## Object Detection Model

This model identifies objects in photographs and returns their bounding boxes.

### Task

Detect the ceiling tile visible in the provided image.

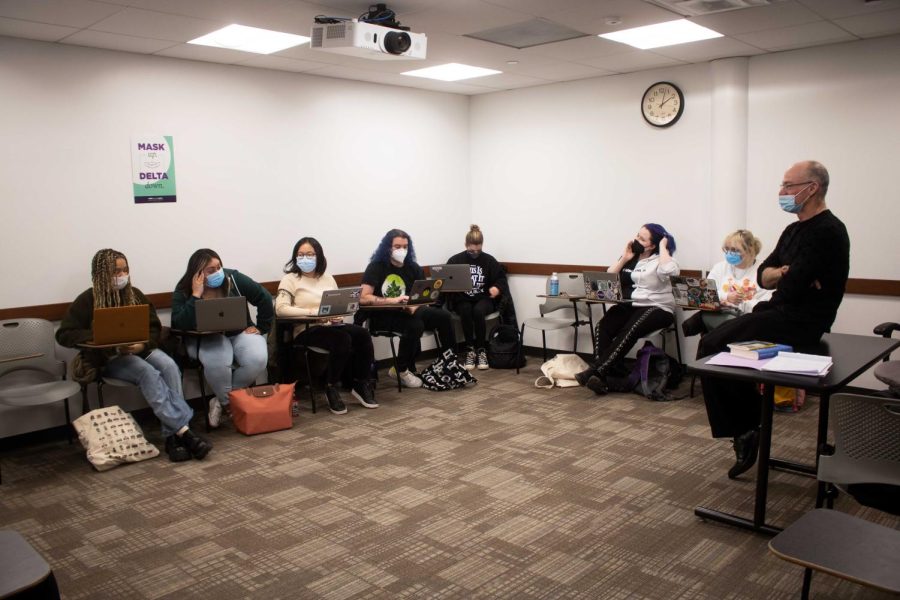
[0,16,75,40]
[480,0,604,19]
[504,59,613,80]
[0,0,123,28]
[107,0,293,22]
[410,0,533,36]
[519,35,635,61]
[578,51,686,74]
[834,8,900,38]
[89,7,224,42]
[544,0,682,35]
[650,36,765,62]
[691,1,823,35]
[154,43,251,64]
[61,29,176,53]
[234,54,333,72]
[735,20,857,51]
[795,0,900,19]
[309,63,494,94]
[463,71,551,90]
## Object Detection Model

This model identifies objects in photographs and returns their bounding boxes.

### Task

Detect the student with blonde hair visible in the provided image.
[445,224,507,370]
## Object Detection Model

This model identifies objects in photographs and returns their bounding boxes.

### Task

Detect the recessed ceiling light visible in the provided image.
[402,63,502,82]
[599,19,722,50]
[189,24,310,55]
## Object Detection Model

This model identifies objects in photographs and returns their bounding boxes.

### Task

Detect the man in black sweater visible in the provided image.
[698,160,850,479]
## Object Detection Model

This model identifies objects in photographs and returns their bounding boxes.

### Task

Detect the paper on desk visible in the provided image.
[706,352,773,370]
[760,352,832,376]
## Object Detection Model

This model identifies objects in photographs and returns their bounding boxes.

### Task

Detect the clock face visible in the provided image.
[641,82,684,128]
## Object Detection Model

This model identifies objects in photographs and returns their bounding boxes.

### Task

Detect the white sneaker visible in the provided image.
[464,349,476,371]
[208,398,223,429]
[476,348,489,370]
[390,366,423,388]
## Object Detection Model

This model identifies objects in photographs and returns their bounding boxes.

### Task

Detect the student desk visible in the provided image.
[688,332,899,535]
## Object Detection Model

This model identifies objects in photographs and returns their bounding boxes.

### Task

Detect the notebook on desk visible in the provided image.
[91,305,150,345]
[671,277,727,311]
[195,296,247,332]
[317,287,361,316]
[428,264,473,292]
[583,271,629,302]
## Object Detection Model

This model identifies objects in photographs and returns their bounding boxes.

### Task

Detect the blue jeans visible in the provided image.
[103,349,193,437]
[188,332,268,406]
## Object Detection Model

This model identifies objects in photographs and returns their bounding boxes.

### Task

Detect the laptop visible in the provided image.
[583,271,629,302]
[91,305,150,345]
[402,278,445,305]
[195,296,248,332]
[671,277,727,311]
[428,264,473,292]
[317,287,361,316]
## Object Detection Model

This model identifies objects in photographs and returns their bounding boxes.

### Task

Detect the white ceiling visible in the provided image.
[1,0,899,94]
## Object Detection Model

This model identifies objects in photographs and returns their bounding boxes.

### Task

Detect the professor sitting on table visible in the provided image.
[698,160,850,479]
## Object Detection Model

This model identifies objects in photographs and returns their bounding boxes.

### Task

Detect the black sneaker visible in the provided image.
[325,386,348,415]
[165,435,191,462]
[728,429,760,479]
[179,429,212,460]
[351,380,378,408]
[574,368,596,387]
[585,375,608,396]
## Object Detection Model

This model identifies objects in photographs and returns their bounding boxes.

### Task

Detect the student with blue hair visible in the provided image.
[576,224,680,396]
[359,228,456,388]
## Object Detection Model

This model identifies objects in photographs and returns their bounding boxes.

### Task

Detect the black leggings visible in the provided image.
[591,304,674,375]
[294,324,374,385]
[453,296,495,349]
[368,306,455,372]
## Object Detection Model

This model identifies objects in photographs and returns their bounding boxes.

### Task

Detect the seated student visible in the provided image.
[445,224,507,371]
[359,228,456,388]
[275,236,377,414]
[683,229,772,336]
[56,248,212,462]
[575,224,680,396]
[171,249,271,428]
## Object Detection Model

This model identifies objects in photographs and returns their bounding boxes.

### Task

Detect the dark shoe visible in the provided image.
[165,435,191,463]
[574,368,596,387]
[351,380,378,408]
[585,375,608,396]
[728,429,760,479]
[180,429,212,460]
[325,386,348,414]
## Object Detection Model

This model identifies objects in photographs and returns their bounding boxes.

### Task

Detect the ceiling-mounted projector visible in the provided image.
[310,19,426,60]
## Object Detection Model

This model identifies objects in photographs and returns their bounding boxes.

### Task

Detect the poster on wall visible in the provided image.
[131,135,176,204]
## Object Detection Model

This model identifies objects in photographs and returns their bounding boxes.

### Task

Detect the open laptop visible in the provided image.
[402,278,445,305]
[195,296,247,332]
[317,287,361,316]
[671,277,727,311]
[428,264,473,292]
[91,305,150,345]
[583,271,629,302]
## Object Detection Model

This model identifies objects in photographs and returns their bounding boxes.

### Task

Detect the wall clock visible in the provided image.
[641,81,684,128]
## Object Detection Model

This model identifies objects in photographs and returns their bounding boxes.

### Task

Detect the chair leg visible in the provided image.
[673,321,684,366]
[80,384,90,415]
[388,336,401,392]
[572,323,579,353]
[97,380,105,408]
[303,348,317,414]
[541,331,547,363]
[801,568,812,600]
[690,374,697,398]
[64,397,72,445]
[517,323,526,375]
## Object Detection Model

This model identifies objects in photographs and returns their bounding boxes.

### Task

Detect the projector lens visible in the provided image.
[384,31,411,55]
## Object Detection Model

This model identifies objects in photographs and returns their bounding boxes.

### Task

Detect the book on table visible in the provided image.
[727,340,793,360]
[706,351,833,376]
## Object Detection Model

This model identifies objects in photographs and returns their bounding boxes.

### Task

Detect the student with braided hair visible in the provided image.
[57,249,212,462]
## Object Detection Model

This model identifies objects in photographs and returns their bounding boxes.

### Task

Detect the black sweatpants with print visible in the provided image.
[591,304,674,375]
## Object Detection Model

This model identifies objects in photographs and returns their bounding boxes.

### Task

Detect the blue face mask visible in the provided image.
[724,251,742,266]
[296,256,317,274]
[779,183,812,214]
[206,269,225,288]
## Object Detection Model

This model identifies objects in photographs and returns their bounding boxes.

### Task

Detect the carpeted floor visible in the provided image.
[1,361,897,599]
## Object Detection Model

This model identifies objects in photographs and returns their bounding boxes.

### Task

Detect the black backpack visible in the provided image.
[606,341,682,401]
[487,324,525,369]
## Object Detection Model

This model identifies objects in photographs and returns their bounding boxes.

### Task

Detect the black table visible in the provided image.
[687,332,899,535]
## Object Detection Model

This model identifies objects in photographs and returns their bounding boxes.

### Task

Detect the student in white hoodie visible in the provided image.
[576,224,679,395]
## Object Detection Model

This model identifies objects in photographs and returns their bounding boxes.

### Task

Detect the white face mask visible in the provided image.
[114,274,129,290]
[391,248,408,264]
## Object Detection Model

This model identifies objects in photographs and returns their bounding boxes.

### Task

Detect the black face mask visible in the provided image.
[630,240,645,255]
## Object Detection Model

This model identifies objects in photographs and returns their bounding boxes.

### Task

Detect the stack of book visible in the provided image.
[728,340,793,360]
[762,352,833,376]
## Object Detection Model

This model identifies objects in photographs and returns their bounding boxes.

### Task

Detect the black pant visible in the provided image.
[294,324,374,385]
[453,296,495,350]
[591,304,673,375]
[698,308,823,438]
[368,306,455,372]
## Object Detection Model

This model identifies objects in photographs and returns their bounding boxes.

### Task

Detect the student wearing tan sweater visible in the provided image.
[276,237,376,414]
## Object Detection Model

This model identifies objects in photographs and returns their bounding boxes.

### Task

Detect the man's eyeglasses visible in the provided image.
[780,181,813,190]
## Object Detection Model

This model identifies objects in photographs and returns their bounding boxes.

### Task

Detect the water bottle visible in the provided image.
[549,272,559,296]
